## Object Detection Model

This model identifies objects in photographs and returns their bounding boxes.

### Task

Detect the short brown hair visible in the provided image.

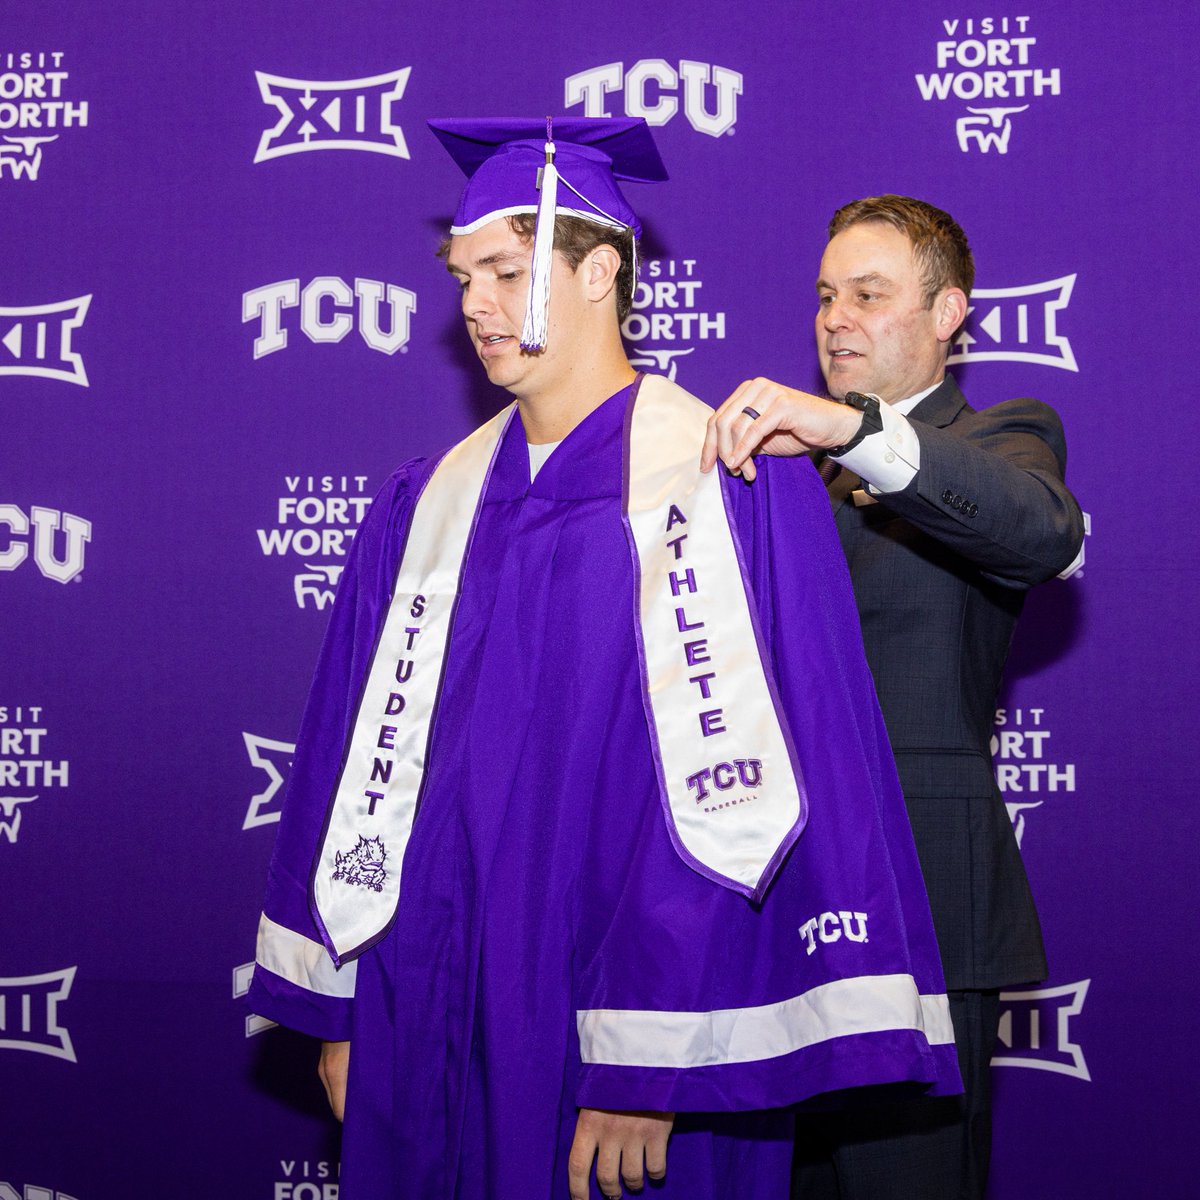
[828,195,975,306]
[438,214,639,322]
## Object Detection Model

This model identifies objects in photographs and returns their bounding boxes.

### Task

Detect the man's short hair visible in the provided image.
[828,195,975,307]
[439,215,639,322]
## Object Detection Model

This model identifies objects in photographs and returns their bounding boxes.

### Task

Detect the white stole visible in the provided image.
[624,374,806,900]
[313,375,805,963]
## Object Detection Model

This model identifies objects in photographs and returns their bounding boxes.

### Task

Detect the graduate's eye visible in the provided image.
[498,270,522,283]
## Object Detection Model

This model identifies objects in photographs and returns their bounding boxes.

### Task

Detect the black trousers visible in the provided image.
[792,990,1001,1200]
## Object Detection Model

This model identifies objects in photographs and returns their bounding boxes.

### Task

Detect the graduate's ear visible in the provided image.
[583,244,622,306]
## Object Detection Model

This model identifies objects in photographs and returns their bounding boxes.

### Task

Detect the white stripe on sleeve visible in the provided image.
[256,912,358,999]
[577,974,953,1068]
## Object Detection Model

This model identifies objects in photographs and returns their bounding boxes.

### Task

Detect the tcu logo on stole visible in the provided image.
[0,968,76,1061]
[565,60,742,137]
[0,506,92,583]
[254,69,411,162]
[948,275,1077,371]
[0,296,90,386]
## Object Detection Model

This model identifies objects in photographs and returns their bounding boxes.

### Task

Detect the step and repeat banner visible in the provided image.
[3,1,1195,1196]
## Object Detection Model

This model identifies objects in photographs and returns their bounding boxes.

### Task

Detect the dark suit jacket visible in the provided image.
[827,375,1084,991]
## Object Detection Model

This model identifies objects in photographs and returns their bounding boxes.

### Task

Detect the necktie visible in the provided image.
[817,454,842,485]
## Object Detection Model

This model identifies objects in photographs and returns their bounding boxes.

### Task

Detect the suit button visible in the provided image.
[952,494,964,509]
[941,489,953,503]
[968,503,978,518]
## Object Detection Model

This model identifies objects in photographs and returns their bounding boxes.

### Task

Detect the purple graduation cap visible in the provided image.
[428,116,669,350]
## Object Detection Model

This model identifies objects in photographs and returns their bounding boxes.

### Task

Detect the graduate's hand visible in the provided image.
[700,377,861,482]
[568,1108,674,1199]
[318,1039,350,1122]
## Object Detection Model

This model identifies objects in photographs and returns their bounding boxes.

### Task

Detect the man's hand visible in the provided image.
[701,377,862,482]
[568,1108,674,1199]
[318,1039,350,1121]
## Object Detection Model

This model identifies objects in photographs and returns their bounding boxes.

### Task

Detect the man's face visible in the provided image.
[815,222,952,404]
[445,217,584,400]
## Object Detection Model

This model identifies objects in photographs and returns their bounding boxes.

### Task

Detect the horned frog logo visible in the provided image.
[332,834,388,892]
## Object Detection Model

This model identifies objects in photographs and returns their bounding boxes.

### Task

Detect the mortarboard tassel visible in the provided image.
[520,125,559,351]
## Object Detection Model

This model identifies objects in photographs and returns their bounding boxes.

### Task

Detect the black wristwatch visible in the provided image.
[826,391,883,458]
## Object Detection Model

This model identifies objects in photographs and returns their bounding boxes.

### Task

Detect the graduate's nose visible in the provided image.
[462,278,496,318]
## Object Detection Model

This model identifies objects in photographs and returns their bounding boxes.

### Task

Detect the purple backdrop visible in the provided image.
[3,1,1196,1196]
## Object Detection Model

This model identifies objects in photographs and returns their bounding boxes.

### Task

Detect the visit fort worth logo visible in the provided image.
[914,16,1062,154]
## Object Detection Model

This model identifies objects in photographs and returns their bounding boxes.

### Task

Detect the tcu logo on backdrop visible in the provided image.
[914,16,1061,154]
[565,60,742,137]
[0,968,76,1061]
[0,296,91,386]
[243,278,416,359]
[947,275,1077,371]
[242,732,294,830]
[254,69,411,162]
[0,505,92,583]
[0,50,89,181]
[0,1185,79,1200]
[994,979,1091,1080]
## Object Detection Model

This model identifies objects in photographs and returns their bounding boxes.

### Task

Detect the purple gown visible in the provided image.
[249,379,959,1199]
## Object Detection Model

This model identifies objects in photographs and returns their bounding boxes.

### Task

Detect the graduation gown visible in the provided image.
[249,377,959,1199]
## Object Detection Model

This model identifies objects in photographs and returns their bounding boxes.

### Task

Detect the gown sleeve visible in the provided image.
[571,454,961,1112]
[246,459,432,1041]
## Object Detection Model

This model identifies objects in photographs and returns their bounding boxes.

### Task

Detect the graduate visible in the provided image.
[248,116,960,1200]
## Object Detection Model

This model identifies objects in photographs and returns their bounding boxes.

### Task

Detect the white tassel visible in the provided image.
[521,140,558,350]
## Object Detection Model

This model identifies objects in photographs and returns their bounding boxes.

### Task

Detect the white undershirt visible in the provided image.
[832,380,941,494]
[527,440,562,481]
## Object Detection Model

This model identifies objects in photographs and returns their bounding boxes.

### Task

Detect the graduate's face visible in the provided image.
[815,222,959,405]
[446,218,585,399]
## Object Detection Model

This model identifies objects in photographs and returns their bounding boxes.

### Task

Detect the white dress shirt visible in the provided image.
[831,381,941,494]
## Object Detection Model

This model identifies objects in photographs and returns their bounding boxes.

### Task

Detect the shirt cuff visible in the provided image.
[833,402,921,494]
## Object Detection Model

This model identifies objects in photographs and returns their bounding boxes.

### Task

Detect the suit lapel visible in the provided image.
[908,375,969,429]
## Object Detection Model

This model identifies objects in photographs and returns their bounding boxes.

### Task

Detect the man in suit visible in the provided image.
[702,195,1085,1198]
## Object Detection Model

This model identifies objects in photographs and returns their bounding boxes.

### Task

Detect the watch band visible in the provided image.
[827,391,883,458]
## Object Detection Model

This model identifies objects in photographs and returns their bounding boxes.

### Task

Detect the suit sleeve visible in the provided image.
[876,397,1084,587]
[246,459,429,1041]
